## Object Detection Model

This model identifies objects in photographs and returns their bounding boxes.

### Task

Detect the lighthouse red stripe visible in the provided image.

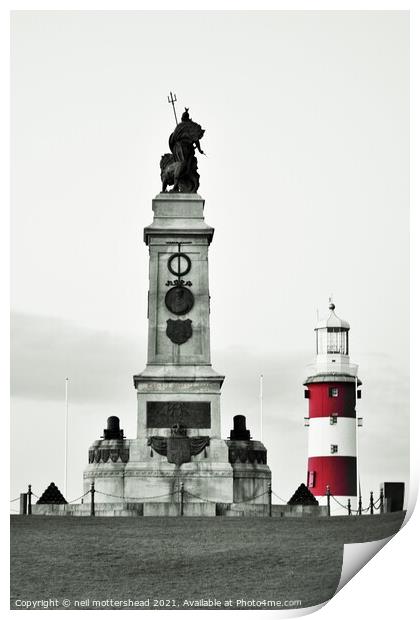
[307,382,356,418]
[307,456,357,497]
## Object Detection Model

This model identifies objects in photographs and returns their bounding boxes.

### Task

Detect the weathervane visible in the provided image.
[167,91,178,125]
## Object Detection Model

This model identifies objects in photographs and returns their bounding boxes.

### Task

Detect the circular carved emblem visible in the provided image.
[165,286,194,315]
[168,253,191,277]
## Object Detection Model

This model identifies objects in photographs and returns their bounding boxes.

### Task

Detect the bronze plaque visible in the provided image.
[146,401,211,428]
[165,287,194,315]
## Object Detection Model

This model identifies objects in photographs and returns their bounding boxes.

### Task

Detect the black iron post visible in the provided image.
[268,482,272,517]
[358,493,362,516]
[180,482,184,516]
[370,491,374,515]
[347,498,351,516]
[90,482,95,517]
[326,485,331,517]
[27,484,32,515]
[380,488,384,514]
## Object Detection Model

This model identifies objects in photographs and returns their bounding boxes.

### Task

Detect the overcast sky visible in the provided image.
[11,10,409,506]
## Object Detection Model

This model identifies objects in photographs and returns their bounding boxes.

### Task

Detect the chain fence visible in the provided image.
[68,490,90,504]
[272,490,288,503]
[184,488,268,504]
[95,489,179,502]
[329,491,383,515]
[331,495,349,510]
[11,483,385,517]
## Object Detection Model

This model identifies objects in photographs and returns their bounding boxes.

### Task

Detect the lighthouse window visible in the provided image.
[308,471,316,488]
[330,444,338,454]
[326,328,349,355]
[329,387,339,397]
[330,415,338,425]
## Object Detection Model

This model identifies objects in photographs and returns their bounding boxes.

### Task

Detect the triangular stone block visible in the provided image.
[36,482,68,504]
[288,483,319,506]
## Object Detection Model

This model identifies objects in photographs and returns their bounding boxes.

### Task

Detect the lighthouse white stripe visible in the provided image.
[308,417,356,457]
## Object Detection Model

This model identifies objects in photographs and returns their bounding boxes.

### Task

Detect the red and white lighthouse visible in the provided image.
[304,302,361,505]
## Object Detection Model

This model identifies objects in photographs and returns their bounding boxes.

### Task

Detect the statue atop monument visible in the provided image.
[160,94,205,193]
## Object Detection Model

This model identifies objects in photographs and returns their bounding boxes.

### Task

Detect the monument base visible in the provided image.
[80,188,273,512]
[83,414,272,510]
[83,437,234,505]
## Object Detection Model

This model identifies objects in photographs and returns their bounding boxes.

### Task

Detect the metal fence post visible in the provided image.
[347,499,351,516]
[268,482,272,517]
[358,493,362,516]
[326,485,331,517]
[370,491,374,515]
[27,485,32,515]
[180,482,184,517]
[90,482,95,517]
[379,488,384,514]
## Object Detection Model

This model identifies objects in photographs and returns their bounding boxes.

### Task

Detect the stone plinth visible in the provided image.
[227,435,271,505]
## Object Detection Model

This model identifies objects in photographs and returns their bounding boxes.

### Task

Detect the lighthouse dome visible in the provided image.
[315,302,350,330]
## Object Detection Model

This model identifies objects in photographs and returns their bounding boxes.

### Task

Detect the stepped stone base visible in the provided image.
[32,502,214,517]
[31,502,327,518]
[32,503,143,517]
[143,502,215,517]
[216,504,328,517]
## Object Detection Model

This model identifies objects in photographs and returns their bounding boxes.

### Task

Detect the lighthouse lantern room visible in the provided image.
[304,302,361,503]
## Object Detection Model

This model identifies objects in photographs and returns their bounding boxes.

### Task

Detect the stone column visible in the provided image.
[134,193,226,441]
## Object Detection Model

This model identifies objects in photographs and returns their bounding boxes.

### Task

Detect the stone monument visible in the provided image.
[83,99,271,514]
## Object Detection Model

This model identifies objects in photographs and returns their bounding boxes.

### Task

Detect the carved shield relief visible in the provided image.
[166,319,192,344]
[167,436,191,466]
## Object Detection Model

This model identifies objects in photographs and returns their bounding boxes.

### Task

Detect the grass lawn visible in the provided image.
[10,512,405,610]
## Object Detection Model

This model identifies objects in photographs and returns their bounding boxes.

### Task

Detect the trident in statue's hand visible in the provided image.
[167,91,178,125]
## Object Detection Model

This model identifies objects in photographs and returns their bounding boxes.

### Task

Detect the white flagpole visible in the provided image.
[355,374,359,513]
[64,377,69,498]
[260,374,264,442]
